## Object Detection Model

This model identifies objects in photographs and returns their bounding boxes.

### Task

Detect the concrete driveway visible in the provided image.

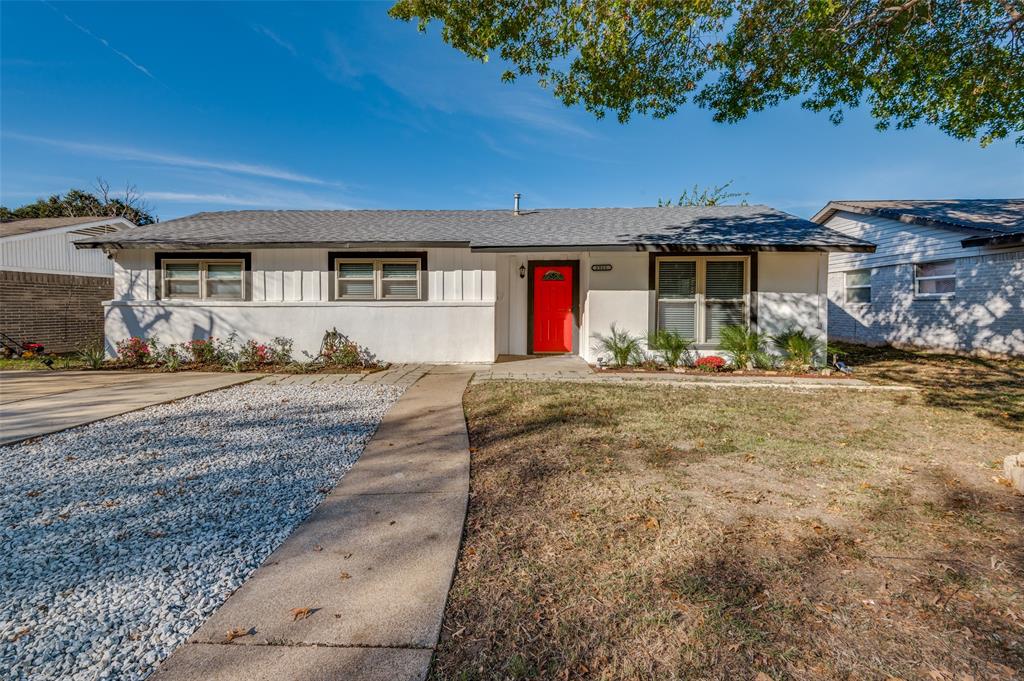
[0,371,256,445]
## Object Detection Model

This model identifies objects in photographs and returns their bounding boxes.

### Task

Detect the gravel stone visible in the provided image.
[0,382,403,680]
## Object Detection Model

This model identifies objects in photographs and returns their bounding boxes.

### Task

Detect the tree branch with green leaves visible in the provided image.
[389,0,1024,145]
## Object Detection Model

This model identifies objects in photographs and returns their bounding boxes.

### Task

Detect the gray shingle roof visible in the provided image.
[1,216,122,239]
[73,205,874,252]
[812,199,1024,247]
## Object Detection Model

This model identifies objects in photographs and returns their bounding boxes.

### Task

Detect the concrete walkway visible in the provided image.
[0,371,256,445]
[155,369,472,681]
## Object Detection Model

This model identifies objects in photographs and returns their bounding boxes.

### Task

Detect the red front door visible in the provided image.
[532,264,574,353]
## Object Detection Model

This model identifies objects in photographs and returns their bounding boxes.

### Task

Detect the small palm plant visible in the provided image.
[77,342,107,370]
[718,324,772,369]
[594,324,642,368]
[645,329,693,367]
[771,327,825,372]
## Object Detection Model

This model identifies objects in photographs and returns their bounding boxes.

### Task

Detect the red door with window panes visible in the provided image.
[532,264,574,353]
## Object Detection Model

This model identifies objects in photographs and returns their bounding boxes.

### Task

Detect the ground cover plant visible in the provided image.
[434,352,1024,680]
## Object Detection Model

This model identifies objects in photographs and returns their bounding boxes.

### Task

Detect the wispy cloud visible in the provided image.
[145,188,354,212]
[477,132,522,160]
[6,132,339,186]
[145,192,271,207]
[41,1,154,79]
[318,29,594,139]
[252,24,296,56]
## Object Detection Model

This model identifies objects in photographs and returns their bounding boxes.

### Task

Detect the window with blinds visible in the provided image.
[335,259,421,300]
[656,260,697,339]
[656,257,748,344]
[161,260,245,300]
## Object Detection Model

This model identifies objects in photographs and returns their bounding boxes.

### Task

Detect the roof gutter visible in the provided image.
[469,243,876,253]
[74,239,474,250]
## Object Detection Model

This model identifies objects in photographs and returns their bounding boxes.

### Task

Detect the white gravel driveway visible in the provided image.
[0,382,403,681]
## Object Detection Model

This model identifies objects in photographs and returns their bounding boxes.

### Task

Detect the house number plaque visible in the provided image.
[591,264,613,272]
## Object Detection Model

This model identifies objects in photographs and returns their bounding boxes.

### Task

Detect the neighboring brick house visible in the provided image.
[0,216,135,353]
[812,199,1023,357]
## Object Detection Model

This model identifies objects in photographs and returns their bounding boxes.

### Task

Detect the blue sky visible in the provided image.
[2,1,1021,221]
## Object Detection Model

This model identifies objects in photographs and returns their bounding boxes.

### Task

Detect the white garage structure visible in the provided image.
[75,205,874,363]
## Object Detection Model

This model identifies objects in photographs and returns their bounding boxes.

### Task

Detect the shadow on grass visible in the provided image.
[833,341,1024,431]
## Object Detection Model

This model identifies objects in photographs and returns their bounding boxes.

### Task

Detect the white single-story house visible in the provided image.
[814,199,1024,356]
[74,203,874,363]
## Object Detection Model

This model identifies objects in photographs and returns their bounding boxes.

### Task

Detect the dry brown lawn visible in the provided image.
[431,353,1024,681]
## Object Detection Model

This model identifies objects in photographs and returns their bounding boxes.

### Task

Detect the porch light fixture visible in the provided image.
[519,264,526,279]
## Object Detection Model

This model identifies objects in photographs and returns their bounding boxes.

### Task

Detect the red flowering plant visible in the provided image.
[185,339,217,364]
[115,337,151,367]
[695,355,727,372]
[240,339,271,367]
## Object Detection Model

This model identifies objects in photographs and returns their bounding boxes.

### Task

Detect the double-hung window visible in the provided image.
[335,258,421,301]
[915,261,956,297]
[656,256,748,344]
[161,259,245,300]
[845,269,871,303]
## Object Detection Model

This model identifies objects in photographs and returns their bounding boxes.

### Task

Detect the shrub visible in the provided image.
[151,342,183,372]
[185,339,216,364]
[318,328,379,368]
[594,324,642,368]
[269,337,293,365]
[240,340,271,367]
[771,327,825,371]
[78,342,106,370]
[695,355,727,372]
[115,337,151,366]
[718,325,772,369]
[213,332,239,365]
[646,329,693,367]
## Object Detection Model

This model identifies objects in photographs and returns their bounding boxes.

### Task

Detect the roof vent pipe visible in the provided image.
[513,193,521,216]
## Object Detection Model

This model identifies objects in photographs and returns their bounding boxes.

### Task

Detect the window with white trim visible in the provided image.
[656,256,749,344]
[844,269,871,304]
[161,260,245,300]
[335,258,421,301]
[915,261,956,297]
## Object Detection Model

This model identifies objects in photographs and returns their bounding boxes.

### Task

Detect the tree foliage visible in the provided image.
[658,180,748,206]
[389,0,1024,145]
[0,179,157,225]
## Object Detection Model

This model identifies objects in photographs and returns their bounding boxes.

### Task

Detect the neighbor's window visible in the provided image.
[915,261,956,297]
[656,257,748,344]
[845,269,872,304]
[335,259,421,301]
[162,260,244,300]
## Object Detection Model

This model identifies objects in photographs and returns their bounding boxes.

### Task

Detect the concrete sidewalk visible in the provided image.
[0,371,256,445]
[156,370,472,681]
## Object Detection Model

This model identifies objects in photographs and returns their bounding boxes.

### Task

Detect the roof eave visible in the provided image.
[960,232,1024,248]
[814,201,1007,238]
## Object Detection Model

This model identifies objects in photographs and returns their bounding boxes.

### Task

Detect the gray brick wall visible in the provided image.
[0,270,112,353]
[828,250,1024,356]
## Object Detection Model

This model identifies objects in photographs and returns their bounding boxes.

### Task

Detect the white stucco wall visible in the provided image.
[756,252,829,339]
[103,300,495,363]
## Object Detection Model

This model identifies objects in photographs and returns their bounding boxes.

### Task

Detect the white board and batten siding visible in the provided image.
[114,247,497,303]
[825,210,996,273]
[1,230,117,277]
